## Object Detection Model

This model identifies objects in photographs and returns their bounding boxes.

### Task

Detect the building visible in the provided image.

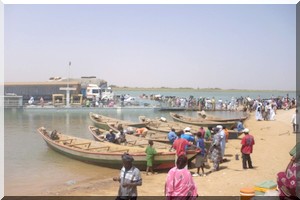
[4,76,108,103]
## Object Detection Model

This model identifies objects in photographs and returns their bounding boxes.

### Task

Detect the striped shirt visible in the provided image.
[118,166,142,198]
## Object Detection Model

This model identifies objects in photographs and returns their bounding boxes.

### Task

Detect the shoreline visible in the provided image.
[37,108,296,196]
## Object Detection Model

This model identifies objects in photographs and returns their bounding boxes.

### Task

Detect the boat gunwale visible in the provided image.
[38,127,176,157]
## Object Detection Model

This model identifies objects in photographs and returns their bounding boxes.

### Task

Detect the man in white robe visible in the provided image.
[255,103,263,121]
[217,125,226,160]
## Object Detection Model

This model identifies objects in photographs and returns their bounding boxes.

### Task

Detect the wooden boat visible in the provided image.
[88,125,170,149]
[138,116,203,133]
[89,112,148,130]
[197,110,249,122]
[169,112,237,129]
[37,127,199,170]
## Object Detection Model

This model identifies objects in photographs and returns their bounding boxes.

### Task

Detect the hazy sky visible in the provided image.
[4,4,296,90]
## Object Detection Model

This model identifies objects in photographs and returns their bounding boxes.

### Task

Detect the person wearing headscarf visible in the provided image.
[165,155,198,199]
[208,127,222,171]
[277,145,300,199]
[113,153,142,200]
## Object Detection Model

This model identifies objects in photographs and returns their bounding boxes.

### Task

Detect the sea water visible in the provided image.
[4,90,295,195]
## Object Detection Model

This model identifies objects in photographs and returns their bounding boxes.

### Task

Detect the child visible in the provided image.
[193,132,207,177]
[145,140,157,175]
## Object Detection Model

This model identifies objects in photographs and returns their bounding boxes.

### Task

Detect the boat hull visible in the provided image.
[38,127,197,170]
[138,116,203,133]
[170,112,236,129]
[197,111,248,122]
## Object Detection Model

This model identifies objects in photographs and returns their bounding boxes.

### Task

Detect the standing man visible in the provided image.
[216,125,226,162]
[255,103,263,121]
[113,153,142,200]
[291,109,298,133]
[241,128,255,169]
[181,127,195,143]
[211,97,216,111]
[172,130,191,167]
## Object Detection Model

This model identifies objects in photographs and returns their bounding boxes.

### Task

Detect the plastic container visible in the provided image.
[254,180,277,192]
[240,187,255,200]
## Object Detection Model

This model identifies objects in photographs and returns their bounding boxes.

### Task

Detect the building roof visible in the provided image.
[4,77,107,88]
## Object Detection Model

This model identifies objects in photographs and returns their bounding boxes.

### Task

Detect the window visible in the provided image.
[92,89,99,94]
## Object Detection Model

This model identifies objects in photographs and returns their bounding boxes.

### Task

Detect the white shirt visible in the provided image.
[291,113,297,124]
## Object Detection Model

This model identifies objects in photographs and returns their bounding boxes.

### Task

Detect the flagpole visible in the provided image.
[68,61,71,89]
[66,61,71,107]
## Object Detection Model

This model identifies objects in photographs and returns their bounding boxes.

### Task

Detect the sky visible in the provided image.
[4,3,296,90]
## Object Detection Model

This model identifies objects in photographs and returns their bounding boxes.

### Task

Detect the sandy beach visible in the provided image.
[42,108,297,197]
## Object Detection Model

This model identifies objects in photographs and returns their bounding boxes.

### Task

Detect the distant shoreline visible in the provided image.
[111,87,295,93]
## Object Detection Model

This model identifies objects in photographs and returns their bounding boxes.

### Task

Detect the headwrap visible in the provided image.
[216,125,223,130]
[121,153,134,162]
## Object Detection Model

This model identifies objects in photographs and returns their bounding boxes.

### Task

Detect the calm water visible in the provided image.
[4,90,295,195]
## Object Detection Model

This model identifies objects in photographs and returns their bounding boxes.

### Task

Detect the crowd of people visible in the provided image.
[253,97,297,121]
[154,94,297,113]
[28,92,297,112]
[159,96,240,111]
[255,101,277,121]
[108,106,299,199]
[110,120,260,199]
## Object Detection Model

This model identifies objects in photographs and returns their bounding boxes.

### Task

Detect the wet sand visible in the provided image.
[41,108,296,196]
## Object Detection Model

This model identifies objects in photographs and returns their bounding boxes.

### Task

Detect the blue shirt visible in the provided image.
[181,133,194,142]
[168,131,178,143]
[106,133,116,143]
[237,121,244,132]
[196,138,206,156]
